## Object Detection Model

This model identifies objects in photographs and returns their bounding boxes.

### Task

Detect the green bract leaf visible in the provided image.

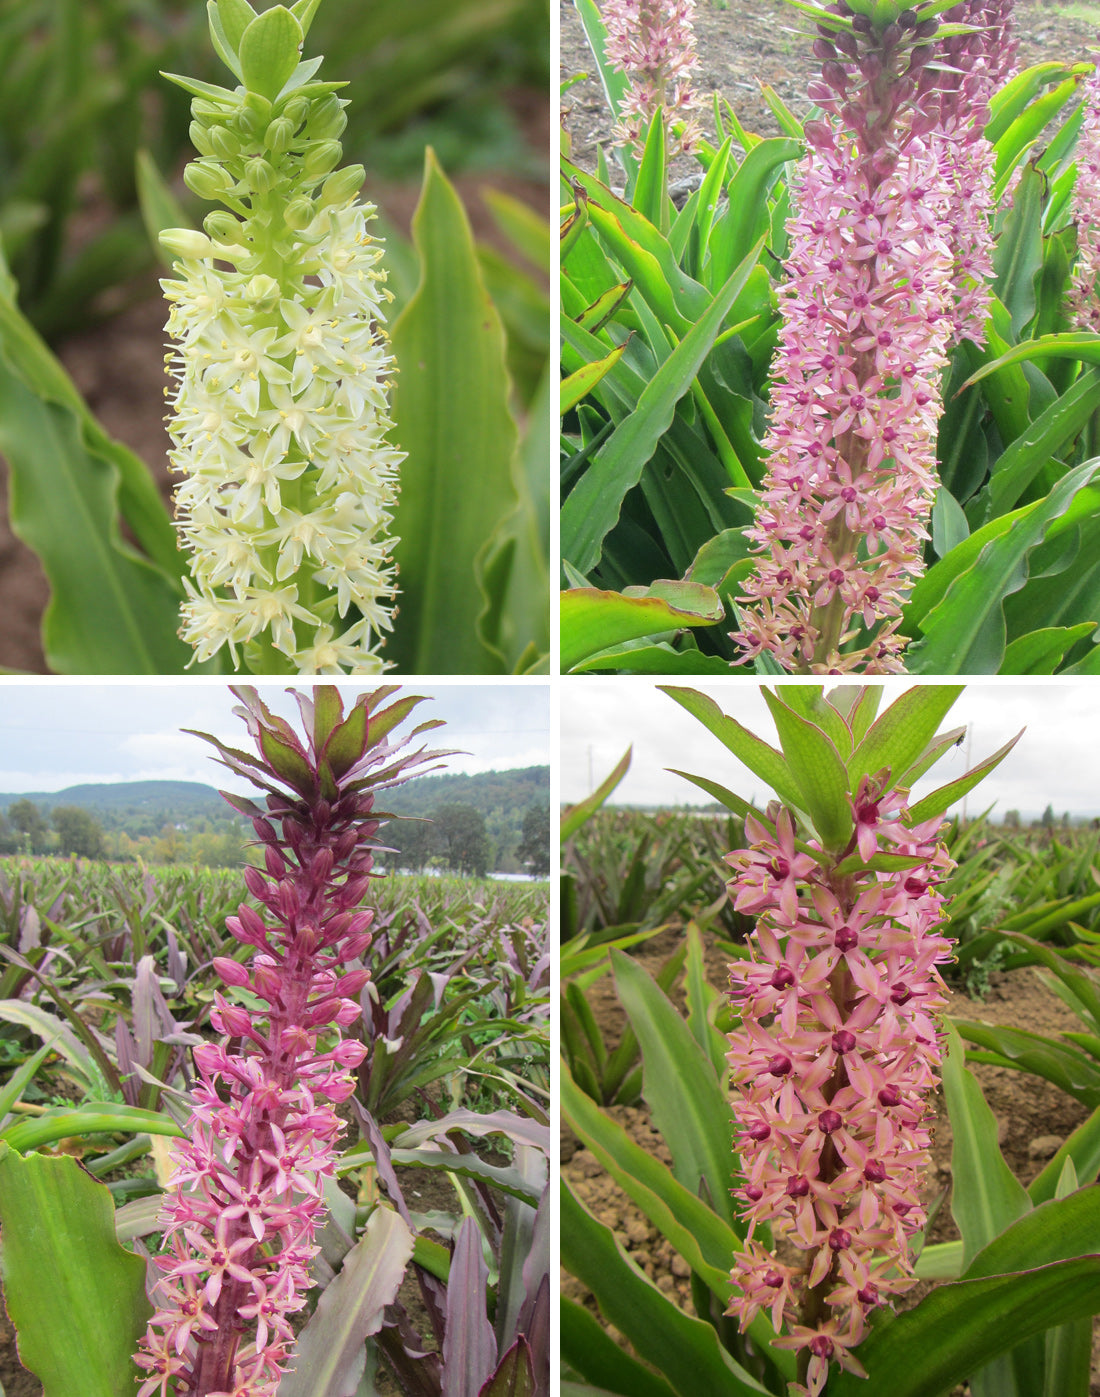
[761,689,852,852]
[906,729,1023,825]
[238,6,303,100]
[0,1146,151,1397]
[660,685,806,814]
[848,685,963,789]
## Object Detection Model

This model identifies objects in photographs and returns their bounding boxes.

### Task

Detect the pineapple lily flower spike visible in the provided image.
[160,0,402,675]
[731,0,1014,674]
[659,683,1021,1397]
[133,684,452,1396]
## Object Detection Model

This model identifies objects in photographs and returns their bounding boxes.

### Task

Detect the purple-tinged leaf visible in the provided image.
[396,1110,551,1155]
[115,1016,140,1107]
[351,1103,414,1228]
[442,1217,497,1397]
[280,1207,414,1397]
[377,1303,443,1397]
[18,905,40,953]
[259,726,317,796]
[478,1337,537,1397]
[322,701,369,780]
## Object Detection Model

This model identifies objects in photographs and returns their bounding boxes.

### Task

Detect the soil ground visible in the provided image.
[561,923,1100,1395]
[561,0,1100,184]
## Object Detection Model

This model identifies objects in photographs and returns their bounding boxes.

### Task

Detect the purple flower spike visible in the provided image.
[733,7,1012,674]
[601,0,703,152]
[135,686,450,1397]
[1069,55,1100,330]
[724,787,956,1397]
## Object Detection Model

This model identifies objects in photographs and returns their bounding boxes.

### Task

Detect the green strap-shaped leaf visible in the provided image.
[0,275,192,672]
[1002,625,1097,674]
[707,137,801,288]
[0,1144,151,1397]
[971,367,1100,523]
[942,1020,1032,1272]
[390,150,520,672]
[561,1299,677,1397]
[560,1180,770,1397]
[561,747,631,840]
[1,1101,186,1152]
[953,1020,1100,1108]
[610,948,735,1226]
[906,460,1100,673]
[828,1257,1100,1397]
[561,237,765,574]
[561,584,723,672]
[279,1207,414,1397]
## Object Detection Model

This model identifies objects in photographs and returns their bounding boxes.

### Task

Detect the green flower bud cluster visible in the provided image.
[160,0,401,675]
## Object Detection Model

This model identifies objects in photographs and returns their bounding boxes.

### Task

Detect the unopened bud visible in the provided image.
[184,160,234,200]
[264,117,295,155]
[160,228,213,261]
[302,140,343,181]
[244,157,277,195]
[319,164,365,207]
[213,956,251,987]
[284,197,316,230]
[189,121,215,156]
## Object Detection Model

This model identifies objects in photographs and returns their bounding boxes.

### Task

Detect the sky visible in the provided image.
[0,681,550,795]
[560,680,1100,821]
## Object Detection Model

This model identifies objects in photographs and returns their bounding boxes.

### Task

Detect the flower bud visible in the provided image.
[244,274,281,306]
[160,228,214,261]
[184,160,235,201]
[189,121,215,156]
[243,865,270,903]
[302,140,343,181]
[265,117,296,155]
[203,210,244,242]
[244,158,277,195]
[213,956,251,987]
[319,165,365,208]
[306,97,347,142]
[283,196,316,230]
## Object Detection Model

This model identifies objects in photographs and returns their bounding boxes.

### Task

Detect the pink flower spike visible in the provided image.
[135,686,445,1396]
[724,758,955,1390]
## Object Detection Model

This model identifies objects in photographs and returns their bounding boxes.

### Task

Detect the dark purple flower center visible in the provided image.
[832,1030,856,1054]
[771,965,796,990]
[828,1227,851,1250]
[834,925,858,952]
[786,1174,810,1198]
[768,1053,793,1077]
[810,1335,835,1359]
[864,1159,887,1182]
[818,1109,842,1134]
[878,1084,901,1107]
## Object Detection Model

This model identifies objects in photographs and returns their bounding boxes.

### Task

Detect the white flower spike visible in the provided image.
[161,0,402,675]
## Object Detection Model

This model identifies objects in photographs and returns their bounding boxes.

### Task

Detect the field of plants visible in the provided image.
[561,686,1100,1397]
[0,850,549,1395]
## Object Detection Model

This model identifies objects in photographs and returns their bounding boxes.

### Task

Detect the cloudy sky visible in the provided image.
[0,681,550,795]
[561,680,1099,820]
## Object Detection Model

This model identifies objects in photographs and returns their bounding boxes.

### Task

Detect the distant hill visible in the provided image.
[0,780,228,827]
[0,768,551,862]
[383,766,549,821]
